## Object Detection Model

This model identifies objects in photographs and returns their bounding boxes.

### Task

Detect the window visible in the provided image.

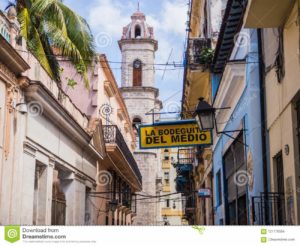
[223,132,247,225]
[166,199,170,208]
[51,169,66,225]
[85,187,92,225]
[164,172,169,185]
[163,149,170,161]
[133,59,142,86]
[33,163,47,225]
[216,170,222,206]
[135,25,141,38]
[132,117,142,137]
[164,172,169,180]
[132,117,141,129]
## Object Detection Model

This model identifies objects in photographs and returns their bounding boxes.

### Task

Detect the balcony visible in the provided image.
[188,38,212,70]
[185,196,196,214]
[252,192,286,225]
[103,125,142,190]
[176,164,193,174]
[0,13,11,43]
[177,148,195,165]
[175,175,191,193]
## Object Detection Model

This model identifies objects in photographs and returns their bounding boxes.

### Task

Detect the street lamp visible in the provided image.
[193,98,215,131]
[193,98,248,146]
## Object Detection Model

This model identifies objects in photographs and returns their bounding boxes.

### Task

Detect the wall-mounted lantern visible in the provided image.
[193,98,247,146]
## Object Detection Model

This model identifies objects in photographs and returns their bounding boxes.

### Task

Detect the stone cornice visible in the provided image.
[23,141,37,157]
[25,82,103,159]
[118,38,158,51]
[120,86,159,98]
[0,36,30,75]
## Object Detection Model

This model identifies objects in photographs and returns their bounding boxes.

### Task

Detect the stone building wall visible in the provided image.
[119,10,162,225]
[121,42,156,88]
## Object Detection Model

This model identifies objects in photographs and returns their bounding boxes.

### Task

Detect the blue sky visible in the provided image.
[1,0,188,113]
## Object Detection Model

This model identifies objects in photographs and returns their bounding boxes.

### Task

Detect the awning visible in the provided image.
[212,0,247,74]
[244,0,296,28]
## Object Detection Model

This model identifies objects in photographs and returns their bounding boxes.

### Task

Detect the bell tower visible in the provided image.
[119,9,162,225]
[119,10,158,88]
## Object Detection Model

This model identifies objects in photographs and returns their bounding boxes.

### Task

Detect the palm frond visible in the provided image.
[15,0,95,88]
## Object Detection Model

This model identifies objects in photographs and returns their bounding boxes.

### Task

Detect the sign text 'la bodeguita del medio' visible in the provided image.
[139,120,212,149]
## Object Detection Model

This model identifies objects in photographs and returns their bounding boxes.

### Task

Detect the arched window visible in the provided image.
[135,25,141,38]
[132,117,142,129]
[132,117,142,137]
[133,59,142,86]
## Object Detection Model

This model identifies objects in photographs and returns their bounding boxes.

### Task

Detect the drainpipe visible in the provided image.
[257,28,270,225]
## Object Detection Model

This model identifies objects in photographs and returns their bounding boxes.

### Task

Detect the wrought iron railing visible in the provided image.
[252,192,286,225]
[177,148,195,165]
[185,195,196,209]
[176,164,193,174]
[0,16,11,42]
[103,125,142,183]
[188,38,212,68]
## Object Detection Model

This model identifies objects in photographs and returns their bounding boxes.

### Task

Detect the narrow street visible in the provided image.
[0,0,300,230]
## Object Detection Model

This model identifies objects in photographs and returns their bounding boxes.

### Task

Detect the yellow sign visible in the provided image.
[139,120,212,149]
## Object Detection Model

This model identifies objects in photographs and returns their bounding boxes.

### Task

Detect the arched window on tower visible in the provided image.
[135,25,141,38]
[132,117,142,137]
[133,59,142,86]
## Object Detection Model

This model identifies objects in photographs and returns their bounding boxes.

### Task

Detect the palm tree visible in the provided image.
[7,0,95,87]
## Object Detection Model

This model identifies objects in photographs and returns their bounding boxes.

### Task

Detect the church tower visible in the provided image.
[119,8,162,225]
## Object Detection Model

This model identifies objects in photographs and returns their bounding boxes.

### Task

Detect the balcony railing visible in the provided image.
[175,175,191,193]
[103,125,142,183]
[176,164,193,174]
[252,192,286,225]
[0,15,11,43]
[188,38,212,69]
[177,148,195,165]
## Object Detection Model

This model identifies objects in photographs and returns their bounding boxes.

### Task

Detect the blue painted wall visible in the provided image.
[212,29,264,225]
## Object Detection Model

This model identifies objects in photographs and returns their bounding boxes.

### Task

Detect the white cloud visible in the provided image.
[88,0,131,37]
[146,0,187,63]
[159,1,187,36]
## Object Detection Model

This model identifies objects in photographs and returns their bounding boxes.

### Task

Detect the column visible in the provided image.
[20,142,37,225]
[45,157,55,225]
